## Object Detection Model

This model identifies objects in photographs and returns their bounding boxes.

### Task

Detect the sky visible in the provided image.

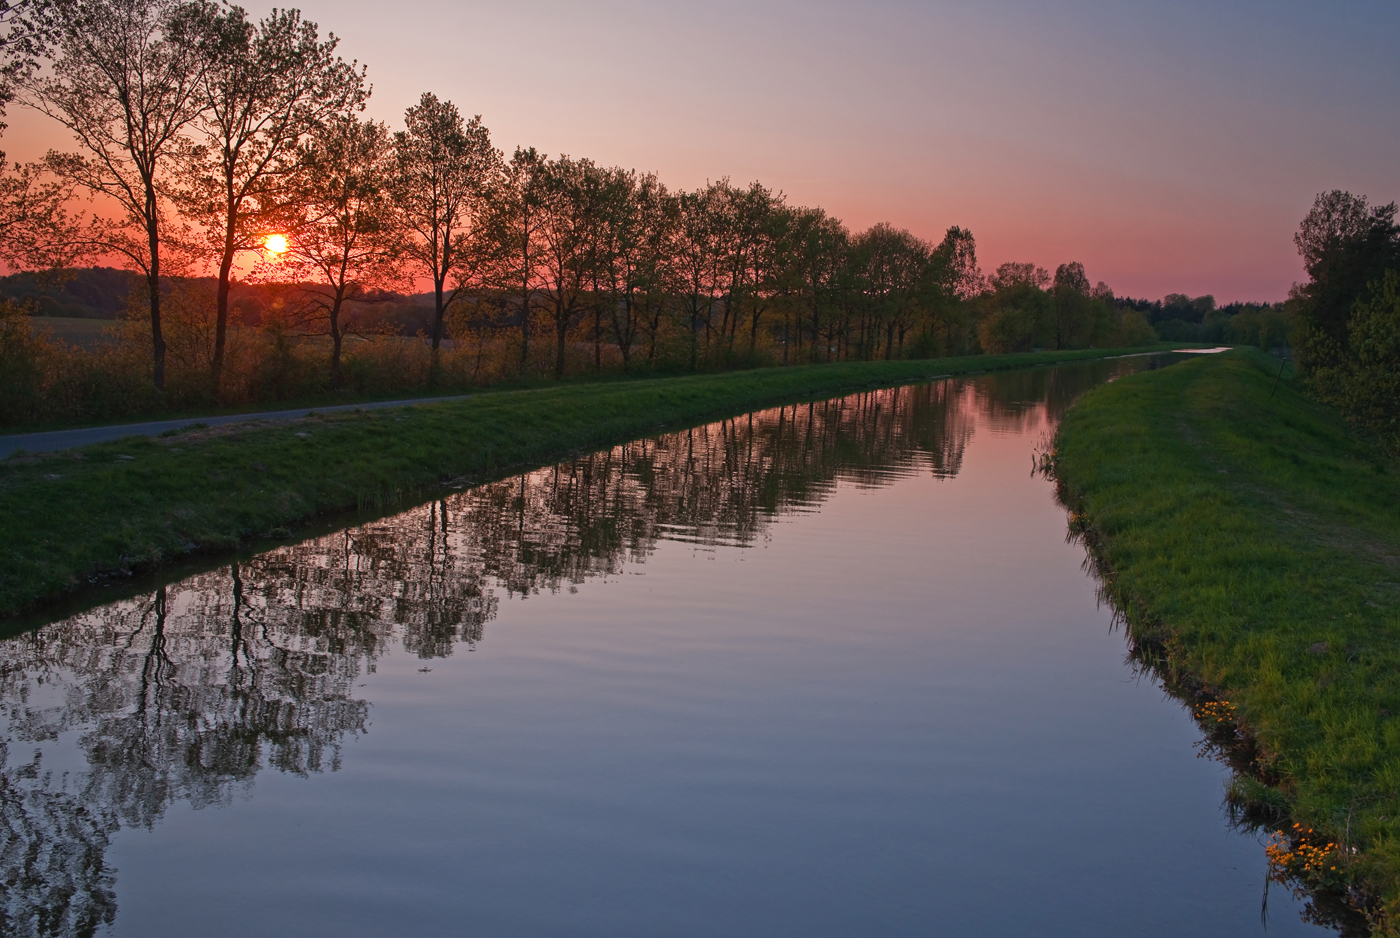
[9,0,1400,302]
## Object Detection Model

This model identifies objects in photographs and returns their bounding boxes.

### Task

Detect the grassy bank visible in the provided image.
[0,346,1168,619]
[1052,348,1400,932]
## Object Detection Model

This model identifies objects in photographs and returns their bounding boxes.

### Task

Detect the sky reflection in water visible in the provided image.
[0,357,1329,937]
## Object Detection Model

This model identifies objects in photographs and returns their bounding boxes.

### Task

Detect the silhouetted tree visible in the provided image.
[279,114,401,386]
[26,0,219,390]
[535,155,606,378]
[1051,261,1090,349]
[390,93,500,362]
[182,5,367,398]
[479,145,546,373]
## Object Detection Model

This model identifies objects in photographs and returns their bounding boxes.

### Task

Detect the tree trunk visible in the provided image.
[519,275,530,374]
[212,188,237,400]
[554,299,567,379]
[431,275,445,350]
[145,204,165,392]
[593,302,602,371]
[330,292,344,388]
[689,304,698,370]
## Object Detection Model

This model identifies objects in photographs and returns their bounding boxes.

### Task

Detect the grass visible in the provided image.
[0,345,1174,620]
[1052,347,1400,932]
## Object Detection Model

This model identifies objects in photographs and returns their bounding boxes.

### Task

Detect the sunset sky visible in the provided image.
[10,0,1399,302]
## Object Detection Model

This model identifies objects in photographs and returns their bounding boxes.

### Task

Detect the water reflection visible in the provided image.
[0,356,1181,937]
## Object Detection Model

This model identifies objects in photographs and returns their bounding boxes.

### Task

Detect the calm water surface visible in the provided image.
[2,357,1332,936]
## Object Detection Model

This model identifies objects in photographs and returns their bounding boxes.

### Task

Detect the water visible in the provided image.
[0,356,1333,937]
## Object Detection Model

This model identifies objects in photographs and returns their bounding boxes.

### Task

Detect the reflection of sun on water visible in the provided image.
[263,234,288,255]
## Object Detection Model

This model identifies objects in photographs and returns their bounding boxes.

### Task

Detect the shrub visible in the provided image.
[1320,270,1400,450]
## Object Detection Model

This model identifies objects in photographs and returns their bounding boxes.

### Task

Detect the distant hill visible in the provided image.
[1,267,140,318]
[0,267,438,334]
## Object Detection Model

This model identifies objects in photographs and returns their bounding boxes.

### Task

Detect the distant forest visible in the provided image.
[1113,293,1291,347]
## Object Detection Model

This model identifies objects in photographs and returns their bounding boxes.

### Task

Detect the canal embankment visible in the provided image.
[0,346,1170,619]
[1051,346,1400,933]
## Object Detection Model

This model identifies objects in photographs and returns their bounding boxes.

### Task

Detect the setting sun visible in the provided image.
[263,233,288,255]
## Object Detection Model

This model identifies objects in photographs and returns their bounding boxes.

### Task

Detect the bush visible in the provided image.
[1315,270,1400,450]
[0,299,52,425]
[1109,309,1157,348]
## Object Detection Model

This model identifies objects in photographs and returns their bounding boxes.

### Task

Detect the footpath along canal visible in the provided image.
[0,354,1336,937]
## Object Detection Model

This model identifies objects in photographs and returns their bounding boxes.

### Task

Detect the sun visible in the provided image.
[264,234,288,255]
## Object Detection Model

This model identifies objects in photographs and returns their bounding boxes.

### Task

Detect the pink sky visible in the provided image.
[9,0,1399,303]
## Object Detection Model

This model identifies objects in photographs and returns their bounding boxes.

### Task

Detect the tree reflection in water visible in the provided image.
[0,364,1128,937]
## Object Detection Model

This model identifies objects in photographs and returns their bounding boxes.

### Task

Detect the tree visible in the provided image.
[535,155,607,378]
[918,226,982,357]
[672,182,727,369]
[592,167,669,368]
[279,114,400,387]
[1332,270,1400,448]
[624,176,678,363]
[978,262,1052,353]
[789,207,848,362]
[725,181,785,357]
[938,226,984,299]
[183,5,367,398]
[989,261,1049,291]
[850,223,927,360]
[0,159,95,269]
[1292,190,1400,373]
[25,0,218,390]
[0,0,56,148]
[1051,261,1091,349]
[479,146,546,373]
[390,93,500,361]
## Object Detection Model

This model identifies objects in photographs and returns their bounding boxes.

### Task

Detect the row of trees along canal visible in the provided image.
[0,0,1282,426]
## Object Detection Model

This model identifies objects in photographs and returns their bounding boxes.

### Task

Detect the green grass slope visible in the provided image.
[0,347,1152,619]
[1054,348,1400,931]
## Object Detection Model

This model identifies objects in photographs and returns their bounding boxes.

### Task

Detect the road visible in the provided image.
[0,395,472,459]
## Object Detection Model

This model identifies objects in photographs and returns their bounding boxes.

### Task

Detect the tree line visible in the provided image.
[0,0,1169,420]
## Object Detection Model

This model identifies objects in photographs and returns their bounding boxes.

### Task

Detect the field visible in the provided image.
[29,315,122,350]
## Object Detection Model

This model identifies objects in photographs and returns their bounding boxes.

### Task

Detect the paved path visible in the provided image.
[0,395,472,459]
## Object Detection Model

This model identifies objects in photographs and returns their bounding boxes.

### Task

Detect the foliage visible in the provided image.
[277,114,403,386]
[0,296,50,423]
[390,92,499,353]
[1287,191,1400,454]
[1292,190,1400,374]
[1311,271,1400,452]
